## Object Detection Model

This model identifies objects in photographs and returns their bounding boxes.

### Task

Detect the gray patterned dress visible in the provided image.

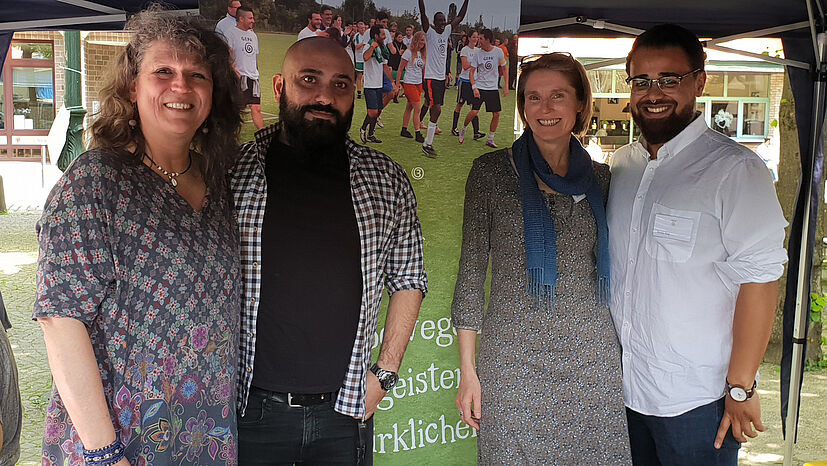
[452,149,631,465]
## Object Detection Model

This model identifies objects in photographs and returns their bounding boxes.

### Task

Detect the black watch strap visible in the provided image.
[370,363,399,391]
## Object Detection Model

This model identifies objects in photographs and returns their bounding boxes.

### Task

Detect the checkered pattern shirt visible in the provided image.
[230,124,428,418]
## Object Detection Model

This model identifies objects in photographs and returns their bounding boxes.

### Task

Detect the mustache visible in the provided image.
[300,104,342,119]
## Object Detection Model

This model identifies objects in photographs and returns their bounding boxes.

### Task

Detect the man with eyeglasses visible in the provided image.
[606,24,787,465]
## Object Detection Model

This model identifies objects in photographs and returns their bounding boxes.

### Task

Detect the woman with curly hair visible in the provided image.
[33,6,244,465]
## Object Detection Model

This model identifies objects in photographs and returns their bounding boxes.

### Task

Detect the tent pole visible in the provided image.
[783,31,827,466]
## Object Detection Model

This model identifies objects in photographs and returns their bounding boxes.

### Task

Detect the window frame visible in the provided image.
[1,39,56,162]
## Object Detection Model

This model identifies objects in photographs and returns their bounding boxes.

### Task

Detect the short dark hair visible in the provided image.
[376,11,389,21]
[517,53,592,136]
[321,5,333,13]
[370,25,382,40]
[480,28,494,43]
[626,24,706,75]
[236,6,253,17]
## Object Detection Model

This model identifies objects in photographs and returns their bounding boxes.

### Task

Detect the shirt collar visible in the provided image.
[658,113,709,158]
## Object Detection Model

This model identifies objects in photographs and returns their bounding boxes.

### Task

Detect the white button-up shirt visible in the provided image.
[607,116,787,417]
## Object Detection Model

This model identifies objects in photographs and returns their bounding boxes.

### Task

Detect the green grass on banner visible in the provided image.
[247,33,514,463]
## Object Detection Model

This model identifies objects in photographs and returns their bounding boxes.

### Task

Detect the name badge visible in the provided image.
[652,214,694,243]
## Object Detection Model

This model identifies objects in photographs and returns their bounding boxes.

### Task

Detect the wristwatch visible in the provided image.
[370,364,399,391]
[726,379,757,402]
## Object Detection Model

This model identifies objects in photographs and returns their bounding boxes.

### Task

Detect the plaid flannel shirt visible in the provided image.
[230,124,428,418]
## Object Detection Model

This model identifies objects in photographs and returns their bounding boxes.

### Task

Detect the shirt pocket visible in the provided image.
[644,203,701,263]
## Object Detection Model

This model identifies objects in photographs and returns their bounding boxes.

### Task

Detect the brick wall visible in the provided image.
[769,72,784,140]
[84,32,130,126]
[83,42,126,123]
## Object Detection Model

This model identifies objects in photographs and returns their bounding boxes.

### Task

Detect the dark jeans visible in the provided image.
[626,397,740,466]
[238,388,373,465]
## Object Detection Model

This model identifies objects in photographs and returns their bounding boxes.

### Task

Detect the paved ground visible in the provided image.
[2,211,826,464]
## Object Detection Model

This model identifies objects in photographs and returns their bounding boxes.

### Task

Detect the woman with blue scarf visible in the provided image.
[451,53,631,464]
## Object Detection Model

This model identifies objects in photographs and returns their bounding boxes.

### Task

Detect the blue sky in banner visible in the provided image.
[376,0,520,32]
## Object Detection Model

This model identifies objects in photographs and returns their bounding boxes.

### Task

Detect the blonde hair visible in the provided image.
[517,53,593,136]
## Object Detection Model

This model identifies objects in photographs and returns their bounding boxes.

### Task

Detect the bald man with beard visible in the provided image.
[230,37,428,464]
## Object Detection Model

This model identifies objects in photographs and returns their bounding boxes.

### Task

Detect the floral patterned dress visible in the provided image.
[33,149,241,465]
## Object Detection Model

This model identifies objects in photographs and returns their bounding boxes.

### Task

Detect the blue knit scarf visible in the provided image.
[512,129,610,305]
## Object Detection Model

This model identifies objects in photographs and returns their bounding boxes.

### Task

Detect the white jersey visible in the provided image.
[424,24,451,80]
[363,41,385,88]
[401,49,425,85]
[402,35,413,48]
[471,46,504,91]
[354,31,370,63]
[459,46,476,81]
[226,27,259,79]
[297,26,319,41]
[215,14,237,42]
[383,28,393,46]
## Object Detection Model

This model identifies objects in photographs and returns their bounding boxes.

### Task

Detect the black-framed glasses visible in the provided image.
[625,69,702,94]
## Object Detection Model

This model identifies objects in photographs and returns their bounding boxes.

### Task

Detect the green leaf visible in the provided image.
[781,98,789,104]
[811,311,822,322]
[770,119,778,128]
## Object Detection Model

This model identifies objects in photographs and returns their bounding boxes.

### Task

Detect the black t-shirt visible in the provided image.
[389,41,405,70]
[251,138,362,394]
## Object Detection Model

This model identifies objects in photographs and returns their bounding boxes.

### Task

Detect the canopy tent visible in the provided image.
[518,1,826,463]
[0,0,199,72]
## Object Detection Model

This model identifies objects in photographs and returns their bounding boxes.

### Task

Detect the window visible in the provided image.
[711,101,738,137]
[12,67,54,130]
[703,73,725,97]
[0,72,4,130]
[588,70,614,93]
[11,42,54,60]
[742,102,768,136]
[1,39,55,161]
[727,73,769,97]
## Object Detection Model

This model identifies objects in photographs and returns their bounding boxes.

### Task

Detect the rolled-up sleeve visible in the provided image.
[714,156,788,285]
[384,172,428,296]
[451,158,490,331]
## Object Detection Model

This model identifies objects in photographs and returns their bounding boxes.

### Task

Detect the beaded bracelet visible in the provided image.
[83,433,125,466]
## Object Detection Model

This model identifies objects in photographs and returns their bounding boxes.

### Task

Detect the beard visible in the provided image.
[279,90,354,153]
[631,98,697,146]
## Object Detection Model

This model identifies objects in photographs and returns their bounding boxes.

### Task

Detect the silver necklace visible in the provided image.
[143,152,192,187]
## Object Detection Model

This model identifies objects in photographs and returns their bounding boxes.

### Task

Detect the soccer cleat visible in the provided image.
[360,128,368,143]
[400,128,414,138]
[473,132,486,140]
[357,91,362,99]
[486,140,498,149]
[451,128,460,136]
[458,127,466,144]
[421,144,438,158]
[435,126,442,135]
[415,132,425,143]
[367,135,383,143]
[376,117,384,128]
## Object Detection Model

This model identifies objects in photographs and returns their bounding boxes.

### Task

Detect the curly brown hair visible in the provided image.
[88,4,243,191]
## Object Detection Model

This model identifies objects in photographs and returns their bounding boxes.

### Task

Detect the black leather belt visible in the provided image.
[251,387,337,407]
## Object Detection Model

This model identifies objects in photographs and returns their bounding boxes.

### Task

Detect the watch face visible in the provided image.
[381,372,399,390]
[730,387,747,402]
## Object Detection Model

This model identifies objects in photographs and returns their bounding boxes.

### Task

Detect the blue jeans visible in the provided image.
[238,388,373,465]
[626,397,740,466]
